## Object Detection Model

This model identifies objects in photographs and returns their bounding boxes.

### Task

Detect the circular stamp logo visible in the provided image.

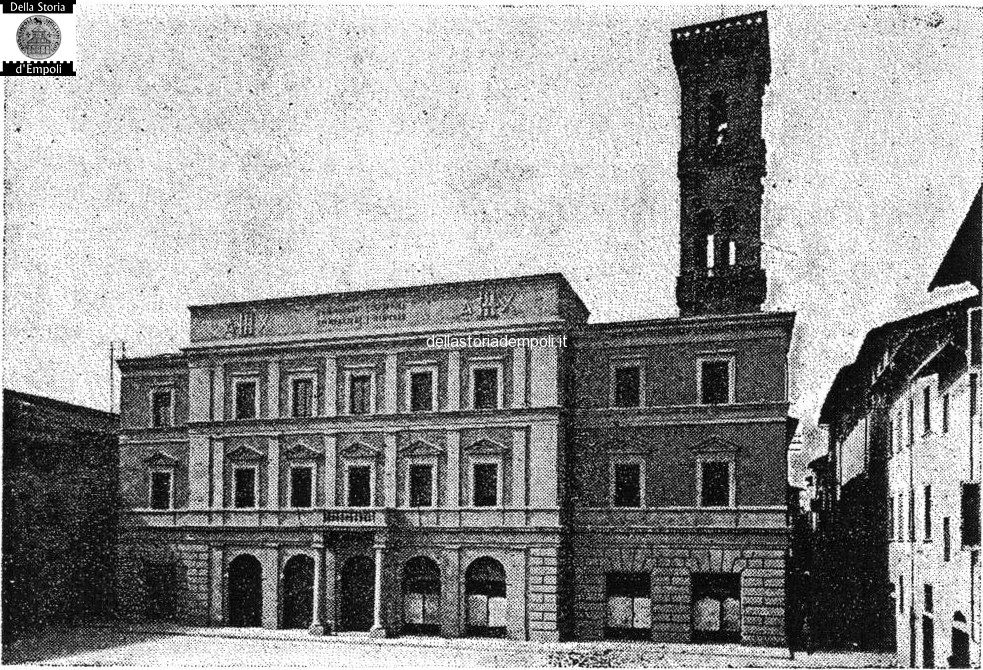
[16,15,61,60]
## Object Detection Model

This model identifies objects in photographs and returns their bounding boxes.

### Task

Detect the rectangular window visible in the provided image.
[613,366,641,408]
[899,575,904,612]
[898,494,905,540]
[149,471,172,510]
[700,461,731,508]
[962,482,981,547]
[700,360,731,405]
[889,496,895,540]
[349,373,373,416]
[291,378,313,418]
[347,465,372,507]
[971,373,979,417]
[924,485,932,541]
[971,308,981,366]
[473,368,500,410]
[924,584,934,614]
[410,371,434,412]
[908,398,915,444]
[923,387,932,434]
[605,573,652,640]
[473,463,499,507]
[234,467,256,508]
[613,463,642,508]
[692,573,741,643]
[234,380,258,420]
[943,394,950,433]
[151,390,172,428]
[889,420,894,453]
[290,466,313,508]
[943,517,951,562]
[409,464,434,508]
[896,415,903,451]
[909,492,916,542]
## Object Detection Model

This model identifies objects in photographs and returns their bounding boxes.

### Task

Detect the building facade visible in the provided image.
[888,189,982,669]
[115,11,795,647]
[814,187,982,664]
[2,390,119,643]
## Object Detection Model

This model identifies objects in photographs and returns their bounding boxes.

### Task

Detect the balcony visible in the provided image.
[576,506,787,531]
[124,507,389,529]
[123,506,561,530]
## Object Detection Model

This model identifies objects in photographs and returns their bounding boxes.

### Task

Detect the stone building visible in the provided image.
[115,11,795,646]
[814,186,981,663]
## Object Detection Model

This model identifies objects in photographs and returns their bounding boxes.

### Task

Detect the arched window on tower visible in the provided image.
[706,234,715,276]
[707,92,728,147]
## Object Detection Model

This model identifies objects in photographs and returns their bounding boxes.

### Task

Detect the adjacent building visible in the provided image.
[2,390,119,644]
[115,11,796,646]
[814,186,982,665]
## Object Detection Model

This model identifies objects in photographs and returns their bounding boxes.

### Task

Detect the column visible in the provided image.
[309,545,325,635]
[530,346,558,407]
[384,353,398,413]
[189,434,210,509]
[369,545,387,637]
[441,546,462,638]
[324,356,337,416]
[446,430,461,507]
[268,436,281,509]
[211,437,225,509]
[511,346,528,408]
[323,433,337,507]
[212,363,225,421]
[512,427,528,508]
[383,432,398,507]
[260,548,279,630]
[267,360,280,418]
[447,351,461,411]
[209,545,224,625]
[323,547,336,634]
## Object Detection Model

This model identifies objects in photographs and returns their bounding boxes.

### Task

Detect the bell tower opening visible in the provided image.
[672,12,770,317]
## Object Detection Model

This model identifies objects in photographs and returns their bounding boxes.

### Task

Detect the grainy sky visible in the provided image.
[3,4,981,446]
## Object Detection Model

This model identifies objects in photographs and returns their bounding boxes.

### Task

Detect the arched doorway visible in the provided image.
[403,556,441,636]
[228,554,262,627]
[339,556,374,632]
[464,557,506,638]
[950,612,970,668]
[282,554,315,630]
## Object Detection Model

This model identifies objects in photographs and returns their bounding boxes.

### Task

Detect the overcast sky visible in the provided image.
[3,4,981,445]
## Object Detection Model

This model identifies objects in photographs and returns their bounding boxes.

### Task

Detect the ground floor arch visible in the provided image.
[464,557,507,638]
[228,554,262,627]
[282,554,315,630]
[402,556,441,636]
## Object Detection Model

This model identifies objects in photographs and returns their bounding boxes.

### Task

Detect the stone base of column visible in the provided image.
[368,626,388,638]
[308,623,326,636]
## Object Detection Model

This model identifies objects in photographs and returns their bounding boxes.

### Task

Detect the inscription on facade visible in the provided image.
[190,277,563,342]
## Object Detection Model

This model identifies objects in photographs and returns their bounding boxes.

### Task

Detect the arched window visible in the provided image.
[707,91,728,147]
[464,557,507,637]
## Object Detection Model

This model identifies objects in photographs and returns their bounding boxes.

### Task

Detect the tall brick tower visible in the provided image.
[672,11,770,317]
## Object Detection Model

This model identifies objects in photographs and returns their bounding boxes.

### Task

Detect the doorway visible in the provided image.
[339,556,375,632]
[282,554,315,629]
[228,554,263,627]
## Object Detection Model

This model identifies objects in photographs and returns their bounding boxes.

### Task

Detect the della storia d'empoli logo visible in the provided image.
[16,14,61,60]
